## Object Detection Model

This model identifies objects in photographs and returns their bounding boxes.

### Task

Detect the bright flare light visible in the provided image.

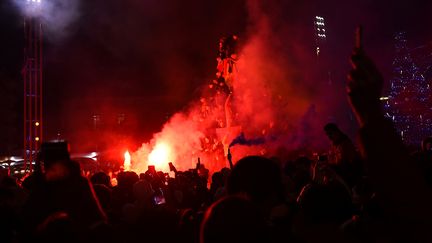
[148,142,171,170]
[124,151,131,171]
[27,0,41,4]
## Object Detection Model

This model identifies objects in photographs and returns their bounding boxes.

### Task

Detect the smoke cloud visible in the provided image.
[130,0,339,173]
[4,0,432,172]
[12,0,79,40]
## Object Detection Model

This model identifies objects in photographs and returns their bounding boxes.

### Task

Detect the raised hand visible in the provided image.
[347,28,384,126]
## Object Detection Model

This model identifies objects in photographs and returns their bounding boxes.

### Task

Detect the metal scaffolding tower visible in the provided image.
[22,0,43,171]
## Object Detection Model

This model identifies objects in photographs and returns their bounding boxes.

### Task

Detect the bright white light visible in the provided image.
[15,0,80,40]
[81,152,98,159]
[10,156,21,162]
[148,142,171,170]
[124,151,131,171]
[23,0,43,14]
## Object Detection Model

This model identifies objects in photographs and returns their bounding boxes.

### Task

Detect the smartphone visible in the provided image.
[153,194,166,205]
[168,162,177,172]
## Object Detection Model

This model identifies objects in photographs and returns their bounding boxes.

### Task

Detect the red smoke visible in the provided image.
[129,0,331,174]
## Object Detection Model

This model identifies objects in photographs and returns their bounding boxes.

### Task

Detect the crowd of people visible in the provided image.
[1,44,432,243]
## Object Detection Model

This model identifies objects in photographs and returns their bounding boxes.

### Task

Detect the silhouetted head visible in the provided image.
[211,172,223,187]
[227,156,284,205]
[421,137,432,152]
[38,141,80,181]
[39,141,70,168]
[133,179,154,206]
[116,171,139,189]
[90,172,111,187]
[200,196,266,243]
[297,182,353,224]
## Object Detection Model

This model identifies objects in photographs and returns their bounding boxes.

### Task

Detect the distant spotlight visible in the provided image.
[380,96,390,101]
[35,137,40,141]
[35,122,40,126]
[27,0,41,4]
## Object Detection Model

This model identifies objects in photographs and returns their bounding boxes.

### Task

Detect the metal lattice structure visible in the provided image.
[22,0,43,171]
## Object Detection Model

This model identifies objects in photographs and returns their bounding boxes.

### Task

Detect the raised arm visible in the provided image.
[348,30,432,241]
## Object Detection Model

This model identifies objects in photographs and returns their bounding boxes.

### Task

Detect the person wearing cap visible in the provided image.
[21,141,107,240]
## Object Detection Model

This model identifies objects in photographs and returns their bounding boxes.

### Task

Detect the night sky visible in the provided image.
[0,0,431,154]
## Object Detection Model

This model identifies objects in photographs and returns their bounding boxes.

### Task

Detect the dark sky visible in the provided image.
[0,0,431,153]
